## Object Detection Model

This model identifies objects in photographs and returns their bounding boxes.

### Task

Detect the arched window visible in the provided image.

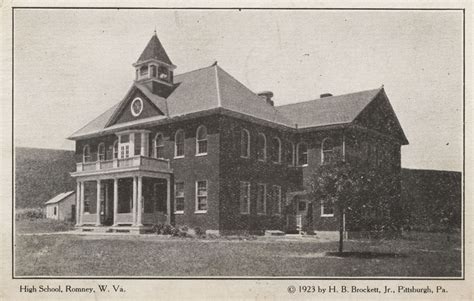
[98,143,105,161]
[297,142,308,166]
[287,142,295,166]
[154,133,165,159]
[240,129,250,158]
[271,137,281,163]
[321,138,335,164]
[83,145,91,163]
[113,140,118,159]
[257,133,267,161]
[196,126,208,155]
[139,65,148,77]
[174,129,185,158]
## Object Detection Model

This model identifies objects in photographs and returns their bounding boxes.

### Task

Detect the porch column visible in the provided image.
[96,180,101,226]
[132,176,137,225]
[166,176,171,224]
[112,178,118,226]
[75,181,81,226]
[140,132,146,156]
[137,176,143,226]
[79,181,85,225]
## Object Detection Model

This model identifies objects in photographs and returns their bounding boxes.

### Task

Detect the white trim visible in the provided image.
[154,132,165,159]
[112,140,118,159]
[342,133,346,162]
[321,137,334,165]
[195,125,208,156]
[97,143,106,162]
[195,180,208,213]
[257,133,267,162]
[215,65,222,107]
[239,181,251,215]
[82,145,90,163]
[174,129,185,158]
[240,129,250,159]
[321,202,335,217]
[174,181,185,213]
[272,185,282,215]
[256,183,266,215]
[131,97,144,117]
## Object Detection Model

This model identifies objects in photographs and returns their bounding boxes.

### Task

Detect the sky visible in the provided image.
[13,9,464,172]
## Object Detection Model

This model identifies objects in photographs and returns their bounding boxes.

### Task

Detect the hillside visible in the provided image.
[401,168,462,231]
[15,147,76,209]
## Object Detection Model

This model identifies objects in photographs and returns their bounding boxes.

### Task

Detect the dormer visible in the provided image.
[133,32,177,98]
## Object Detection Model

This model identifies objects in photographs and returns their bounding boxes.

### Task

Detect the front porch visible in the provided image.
[72,156,172,234]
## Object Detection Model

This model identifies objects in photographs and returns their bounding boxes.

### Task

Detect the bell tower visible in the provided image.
[133,31,176,98]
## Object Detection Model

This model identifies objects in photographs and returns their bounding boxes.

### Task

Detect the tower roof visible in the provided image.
[136,33,173,65]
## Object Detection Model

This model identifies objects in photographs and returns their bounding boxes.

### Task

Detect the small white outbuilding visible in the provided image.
[45,191,76,222]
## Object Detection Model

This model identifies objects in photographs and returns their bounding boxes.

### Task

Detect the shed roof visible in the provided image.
[45,191,75,205]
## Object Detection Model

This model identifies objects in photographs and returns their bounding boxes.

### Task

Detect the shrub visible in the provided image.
[15,208,45,221]
[152,223,165,235]
[194,227,206,237]
[162,224,174,235]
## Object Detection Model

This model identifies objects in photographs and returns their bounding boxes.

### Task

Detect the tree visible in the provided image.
[309,161,363,253]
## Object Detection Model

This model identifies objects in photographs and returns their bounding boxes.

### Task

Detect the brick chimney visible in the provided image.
[257,91,274,106]
[320,93,333,98]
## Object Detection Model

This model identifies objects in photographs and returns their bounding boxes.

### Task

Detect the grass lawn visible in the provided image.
[14,220,461,277]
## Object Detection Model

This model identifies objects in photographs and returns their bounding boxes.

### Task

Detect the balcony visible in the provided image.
[73,156,172,177]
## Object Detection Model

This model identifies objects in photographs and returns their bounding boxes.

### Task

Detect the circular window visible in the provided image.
[131,97,143,117]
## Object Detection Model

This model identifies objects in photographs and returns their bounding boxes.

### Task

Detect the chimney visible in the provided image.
[320,93,333,98]
[257,91,274,106]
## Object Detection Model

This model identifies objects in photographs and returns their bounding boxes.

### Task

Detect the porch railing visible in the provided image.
[76,156,171,173]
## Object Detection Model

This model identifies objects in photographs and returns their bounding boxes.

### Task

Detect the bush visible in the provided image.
[194,227,206,237]
[15,208,45,221]
[152,223,165,234]
[162,224,174,235]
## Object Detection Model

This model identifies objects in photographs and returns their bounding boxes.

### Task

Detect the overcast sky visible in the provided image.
[14,9,463,171]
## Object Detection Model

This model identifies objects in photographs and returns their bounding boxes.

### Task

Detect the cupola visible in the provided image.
[133,31,176,98]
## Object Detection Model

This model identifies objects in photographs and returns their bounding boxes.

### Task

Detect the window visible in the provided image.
[174,182,185,213]
[321,138,335,164]
[195,181,208,213]
[272,185,282,215]
[257,133,267,161]
[321,200,334,217]
[257,183,266,215]
[139,66,148,77]
[83,145,91,163]
[158,66,169,81]
[240,129,250,158]
[287,142,295,166]
[239,182,251,214]
[298,201,307,212]
[98,143,105,161]
[196,126,208,155]
[271,137,281,163]
[150,65,157,78]
[84,200,90,213]
[53,207,57,216]
[134,133,142,156]
[119,134,130,159]
[297,142,308,166]
[113,140,118,159]
[154,133,165,159]
[174,129,185,158]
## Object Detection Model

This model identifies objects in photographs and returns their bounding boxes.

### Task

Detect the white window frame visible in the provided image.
[257,133,267,162]
[97,143,106,162]
[174,129,185,158]
[83,145,91,163]
[195,125,208,156]
[321,138,334,165]
[297,142,308,167]
[256,183,267,215]
[321,201,334,217]
[272,137,282,164]
[240,129,250,159]
[288,142,295,166]
[130,97,144,117]
[195,180,208,213]
[174,181,185,214]
[239,181,251,215]
[112,140,118,159]
[272,185,282,215]
[154,132,165,159]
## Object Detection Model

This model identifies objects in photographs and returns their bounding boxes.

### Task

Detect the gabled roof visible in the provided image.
[137,34,173,65]
[45,191,75,205]
[276,88,382,129]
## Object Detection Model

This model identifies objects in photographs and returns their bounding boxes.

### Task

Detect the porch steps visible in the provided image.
[264,230,286,236]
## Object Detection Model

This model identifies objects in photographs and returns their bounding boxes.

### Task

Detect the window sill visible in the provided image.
[300,164,308,167]
[321,214,334,217]
[174,156,185,159]
[194,210,207,214]
[174,211,184,215]
[195,153,207,157]
[240,155,250,159]
[240,212,250,215]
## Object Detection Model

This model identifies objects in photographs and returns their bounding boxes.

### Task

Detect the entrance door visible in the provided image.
[296,200,308,231]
